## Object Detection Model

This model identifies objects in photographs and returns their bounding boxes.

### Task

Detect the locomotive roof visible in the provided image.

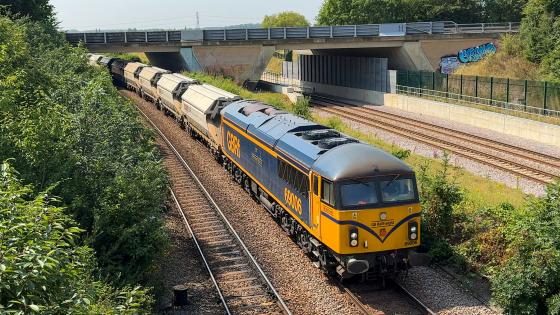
[222,100,413,179]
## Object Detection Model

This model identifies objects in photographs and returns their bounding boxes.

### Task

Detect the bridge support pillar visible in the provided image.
[189,45,275,89]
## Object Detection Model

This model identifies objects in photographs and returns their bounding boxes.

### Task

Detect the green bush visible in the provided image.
[491,181,560,314]
[292,96,311,119]
[391,148,411,160]
[0,15,168,285]
[0,162,153,313]
[417,153,464,241]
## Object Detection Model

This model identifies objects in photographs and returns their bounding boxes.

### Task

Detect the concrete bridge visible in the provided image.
[67,21,519,85]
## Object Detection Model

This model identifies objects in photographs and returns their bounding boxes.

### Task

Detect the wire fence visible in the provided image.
[397,71,560,117]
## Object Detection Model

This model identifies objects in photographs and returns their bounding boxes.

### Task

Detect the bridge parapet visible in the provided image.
[65,21,519,45]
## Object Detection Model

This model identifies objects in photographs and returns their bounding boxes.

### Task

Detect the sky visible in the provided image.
[50,0,324,31]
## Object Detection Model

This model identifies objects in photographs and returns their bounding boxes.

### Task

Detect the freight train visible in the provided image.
[90,54,421,279]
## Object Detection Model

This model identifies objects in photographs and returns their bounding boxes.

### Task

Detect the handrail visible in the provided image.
[65,21,520,45]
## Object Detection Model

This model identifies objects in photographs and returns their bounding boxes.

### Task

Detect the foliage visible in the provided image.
[0,162,153,314]
[108,52,150,65]
[0,0,55,24]
[0,15,168,286]
[491,182,560,314]
[521,0,560,64]
[417,153,463,241]
[316,0,525,25]
[262,11,309,28]
[292,97,311,119]
[391,148,411,160]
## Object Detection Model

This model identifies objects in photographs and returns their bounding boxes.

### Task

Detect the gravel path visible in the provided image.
[404,267,497,315]
[313,108,546,196]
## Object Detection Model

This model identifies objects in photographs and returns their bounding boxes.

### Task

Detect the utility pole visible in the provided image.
[196,11,200,29]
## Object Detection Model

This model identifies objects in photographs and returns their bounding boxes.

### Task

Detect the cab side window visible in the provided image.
[321,179,335,206]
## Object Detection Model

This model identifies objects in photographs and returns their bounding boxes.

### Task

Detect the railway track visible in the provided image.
[310,95,559,185]
[128,90,483,314]
[136,105,291,315]
[342,280,436,315]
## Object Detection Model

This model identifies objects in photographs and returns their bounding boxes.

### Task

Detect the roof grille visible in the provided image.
[300,129,340,140]
[317,137,358,149]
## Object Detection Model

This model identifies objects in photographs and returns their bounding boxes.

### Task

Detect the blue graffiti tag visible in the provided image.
[458,42,497,63]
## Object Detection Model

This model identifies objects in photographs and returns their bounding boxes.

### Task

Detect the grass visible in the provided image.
[184,71,528,208]
[108,52,150,64]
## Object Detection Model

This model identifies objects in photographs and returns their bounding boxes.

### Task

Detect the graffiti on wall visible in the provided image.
[439,42,497,73]
[439,56,461,75]
[458,42,497,63]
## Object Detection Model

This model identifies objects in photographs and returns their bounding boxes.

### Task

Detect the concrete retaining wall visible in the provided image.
[298,81,387,105]
[384,94,560,148]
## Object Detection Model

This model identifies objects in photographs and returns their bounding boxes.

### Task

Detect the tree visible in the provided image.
[0,14,168,285]
[0,162,153,313]
[521,0,560,63]
[262,11,310,27]
[316,0,525,25]
[0,0,55,24]
[483,0,526,22]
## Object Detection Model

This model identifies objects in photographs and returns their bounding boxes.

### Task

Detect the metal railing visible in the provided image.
[397,85,560,120]
[203,21,519,41]
[397,70,560,117]
[260,71,294,86]
[65,30,181,44]
[65,21,519,45]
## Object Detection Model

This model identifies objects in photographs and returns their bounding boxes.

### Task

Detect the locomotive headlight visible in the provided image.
[349,228,358,247]
[408,221,419,241]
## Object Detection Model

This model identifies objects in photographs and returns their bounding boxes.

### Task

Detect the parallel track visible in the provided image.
[137,105,291,315]
[311,95,558,185]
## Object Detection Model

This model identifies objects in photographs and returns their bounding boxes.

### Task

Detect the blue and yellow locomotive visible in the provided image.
[101,55,421,278]
[220,100,420,278]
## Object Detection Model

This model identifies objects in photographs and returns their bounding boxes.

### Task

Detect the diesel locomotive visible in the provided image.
[93,54,421,278]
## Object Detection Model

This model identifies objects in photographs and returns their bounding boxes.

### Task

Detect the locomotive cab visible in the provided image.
[311,143,421,276]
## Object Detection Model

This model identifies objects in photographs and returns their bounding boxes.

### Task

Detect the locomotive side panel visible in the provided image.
[222,119,312,228]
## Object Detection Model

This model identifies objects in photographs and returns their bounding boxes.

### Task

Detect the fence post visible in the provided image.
[506,78,510,103]
[475,76,479,98]
[489,76,494,105]
[354,25,357,37]
[460,74,463,100]
[283,27,287,39]
[431,72,435,90]
[223,28,227,40]
[524,80,528,110]
[543,81,548,112]
[446,73,449,99]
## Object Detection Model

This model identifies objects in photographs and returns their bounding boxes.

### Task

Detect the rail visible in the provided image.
[65,21,519,44]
